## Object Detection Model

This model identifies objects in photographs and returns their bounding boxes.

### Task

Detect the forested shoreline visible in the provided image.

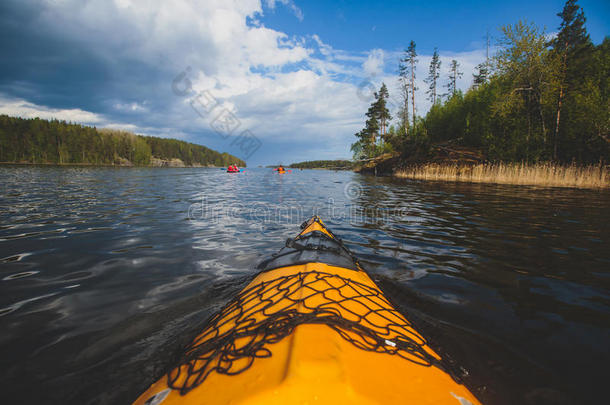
[0,115,245,167]
[351,0,609,167]
[289,160,355,170]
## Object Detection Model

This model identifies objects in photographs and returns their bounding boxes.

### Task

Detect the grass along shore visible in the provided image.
[395,163,610,188]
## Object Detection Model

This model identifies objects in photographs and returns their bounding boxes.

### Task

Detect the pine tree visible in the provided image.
[365,96,380,151]
[472,63,488,88]
[398,52,410,134]
[376,83,392,140]
[446,59,463,97]
[425,48,441,104]
[550,0,593,160]
[351,84,391,158]
[400,42,418,129]
[398,83,409,134]
[407,41,418,128]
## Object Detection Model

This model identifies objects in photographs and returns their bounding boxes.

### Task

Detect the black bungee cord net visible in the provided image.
[166,269,449,395]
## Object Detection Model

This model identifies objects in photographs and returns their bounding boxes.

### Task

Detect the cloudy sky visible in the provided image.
[1,0,608,165]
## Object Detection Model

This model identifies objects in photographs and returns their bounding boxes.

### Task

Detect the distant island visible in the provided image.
[289,160,355,170]
[0,115,245,168]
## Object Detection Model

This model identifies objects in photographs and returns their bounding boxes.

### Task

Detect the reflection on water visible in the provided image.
[0,166,608,404]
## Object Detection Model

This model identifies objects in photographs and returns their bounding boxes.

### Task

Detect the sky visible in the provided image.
[0,0,608,166]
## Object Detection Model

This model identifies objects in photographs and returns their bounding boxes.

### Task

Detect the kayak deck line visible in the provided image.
[133,216,482,405]
[257,221,362,273]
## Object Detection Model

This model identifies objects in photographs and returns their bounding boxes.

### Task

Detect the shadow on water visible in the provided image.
[0,166,608,404]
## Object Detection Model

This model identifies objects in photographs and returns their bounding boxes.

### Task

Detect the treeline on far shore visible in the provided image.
[351,0,609,166]
[0,115,245,167]
[289,160,355,170]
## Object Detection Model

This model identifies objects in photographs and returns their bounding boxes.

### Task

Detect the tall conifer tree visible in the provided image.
[550,0,592,160]
[446,59,463,97]
[407,41,417,127]
[425,48,441,105]
[400,41,418,129]
[472,63,488,88]
[376,83,392,140]
[398,53,410,134]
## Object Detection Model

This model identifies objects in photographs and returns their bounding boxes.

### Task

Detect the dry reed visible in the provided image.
[394,163,609,188]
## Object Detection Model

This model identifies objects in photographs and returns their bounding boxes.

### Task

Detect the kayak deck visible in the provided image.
[134,217,481,405]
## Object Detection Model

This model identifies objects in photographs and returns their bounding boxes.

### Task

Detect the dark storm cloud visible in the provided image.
[0,0,191,132]
[0,0,107,110]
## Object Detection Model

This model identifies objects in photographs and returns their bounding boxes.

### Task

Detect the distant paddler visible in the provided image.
[227,164,240,173]
[274,164,290,174]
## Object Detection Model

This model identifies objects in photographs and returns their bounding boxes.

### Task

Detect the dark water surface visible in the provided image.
[1,166,608,404]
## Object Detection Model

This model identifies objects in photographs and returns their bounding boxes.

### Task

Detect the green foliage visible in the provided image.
[385,125,402,152]
[0,115,245,167]
[426,91,466,143]
[417,1,609,164]
[353,1,607,166]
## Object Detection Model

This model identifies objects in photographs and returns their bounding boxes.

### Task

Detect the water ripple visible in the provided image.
[0,167,608,404]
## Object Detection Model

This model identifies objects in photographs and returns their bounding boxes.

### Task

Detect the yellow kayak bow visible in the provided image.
[134,216,481,405]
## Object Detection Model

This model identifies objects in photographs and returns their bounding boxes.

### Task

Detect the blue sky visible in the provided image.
[0,0,608,166]
[264,0,609,53]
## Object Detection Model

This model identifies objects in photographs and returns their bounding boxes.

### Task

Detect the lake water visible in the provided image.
[1,166,608,405]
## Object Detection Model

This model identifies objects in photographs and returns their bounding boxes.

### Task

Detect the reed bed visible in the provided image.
[395,163,610,188]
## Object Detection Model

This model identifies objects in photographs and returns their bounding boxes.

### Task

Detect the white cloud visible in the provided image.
[0,96,105,125]
[363,49,385,77]
[0,95,185,140]
[545,31,558,41]
[113,102,148,113]
[264,0,304,22]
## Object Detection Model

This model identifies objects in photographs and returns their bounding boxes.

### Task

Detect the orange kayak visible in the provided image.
[133,216,482,405]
